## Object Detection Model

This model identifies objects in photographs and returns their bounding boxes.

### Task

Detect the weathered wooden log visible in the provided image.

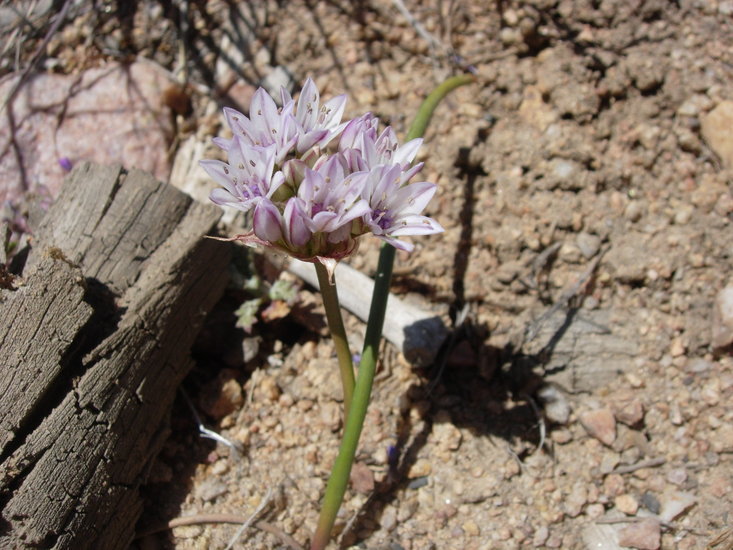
[0,162,230,549]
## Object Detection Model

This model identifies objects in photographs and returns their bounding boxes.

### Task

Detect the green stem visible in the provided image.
[310,73,475,550]
[314,262,355,417]
[310,247,395,550]
[406,74,476,141]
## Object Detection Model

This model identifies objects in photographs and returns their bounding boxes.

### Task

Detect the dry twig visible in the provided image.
[180,389,244,456]
[138,513,303,550]
[609,457,666,475]
[225,486,275,550]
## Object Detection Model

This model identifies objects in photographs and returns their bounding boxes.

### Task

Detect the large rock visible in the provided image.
[0,61,174,205]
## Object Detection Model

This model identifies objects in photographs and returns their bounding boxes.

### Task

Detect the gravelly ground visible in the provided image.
[3,1,733,549]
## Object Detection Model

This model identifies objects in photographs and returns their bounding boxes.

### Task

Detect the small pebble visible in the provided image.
[603,474,625,497]
[625,201,646,222]
[685,358,713,373]
[551,428,573,444]
[199,371,244,420]
[579,408,617,446]
[538,385,571,425]
[614,399,645,426]
[599,452,620,475]
[563,484,587,518]
[711,425,733,453]
[463,520,480,537]
[210,460,229,476]
[408,459,432,479]
[533,526,549,546]
[618,518,661,550]
[195,479,228,502]
[666,468,688,486]
[702,101,733,168]
[380,504,397,531]
[640,491,661,514]
[615,493,639,515]
[659,490,696,522]
[712,286,733,348]
[576,232,601,259]
[350,462,375,494]
[670,337,686,357]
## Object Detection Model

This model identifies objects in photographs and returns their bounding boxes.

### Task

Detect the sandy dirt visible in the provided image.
[2,1,732,549]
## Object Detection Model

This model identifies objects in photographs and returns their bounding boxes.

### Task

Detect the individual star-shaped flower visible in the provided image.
[282,78,349,154]
[339,113,423,171]
[360,163,443,252]
[200,141,284,212]
[218,88,298,164]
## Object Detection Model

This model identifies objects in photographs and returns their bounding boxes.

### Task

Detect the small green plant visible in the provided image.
[202,74,473,549]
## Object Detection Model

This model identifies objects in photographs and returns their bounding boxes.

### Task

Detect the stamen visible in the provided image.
[249,160,256,167]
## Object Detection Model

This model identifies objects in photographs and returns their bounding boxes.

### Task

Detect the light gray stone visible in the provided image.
[712,286,733,348]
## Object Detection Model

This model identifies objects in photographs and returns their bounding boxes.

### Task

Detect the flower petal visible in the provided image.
[199,159,237,195]
[296,78,320,129]
[388,215,444,236]
[249,88,281,145]
[284,198,312,247]
[253,200,283,242]
[394,138,423,166]
[377,235,415,252]
[392,181,437,215]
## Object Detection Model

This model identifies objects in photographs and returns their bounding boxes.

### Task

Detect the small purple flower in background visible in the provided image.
[58,157,73,172]
[201,78,443,263]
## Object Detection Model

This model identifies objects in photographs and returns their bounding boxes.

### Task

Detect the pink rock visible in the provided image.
[618,518,661,550]
[0,62,174,205]
[579,408,616,446]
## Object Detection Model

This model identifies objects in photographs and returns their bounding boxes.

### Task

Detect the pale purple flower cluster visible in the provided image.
[200,78,443,263]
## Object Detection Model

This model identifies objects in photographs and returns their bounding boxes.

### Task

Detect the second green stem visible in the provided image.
[314,261,355,417]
